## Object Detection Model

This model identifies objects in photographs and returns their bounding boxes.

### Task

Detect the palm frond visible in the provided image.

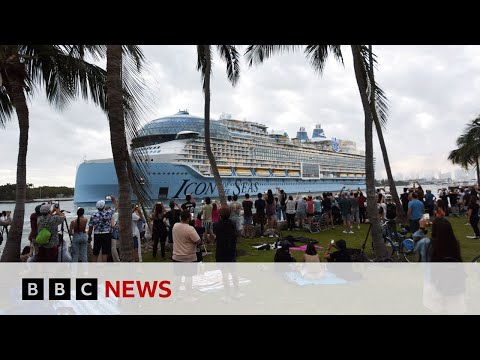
[304,45,344,74]
[359,45,389,129]
[244,45,300,66]
[216,45,240,86]
[121,45,152,209]
[449,118,480,169]
[0,89,14,127]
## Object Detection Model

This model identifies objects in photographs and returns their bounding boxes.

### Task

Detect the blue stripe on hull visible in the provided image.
[74,161,366,204]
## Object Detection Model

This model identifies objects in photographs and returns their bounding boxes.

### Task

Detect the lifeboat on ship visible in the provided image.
[256,168,271,177]
[218,167,232,176]
[235,167,252,176]
[273,169,286,177]
[288,170,300,177]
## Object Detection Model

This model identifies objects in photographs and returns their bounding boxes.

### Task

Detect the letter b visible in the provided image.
[22,278,44,300]
[49,279,71,300]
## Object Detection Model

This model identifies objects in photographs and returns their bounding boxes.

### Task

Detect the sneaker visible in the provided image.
[357,225,360,230]
[466,235,478,239]
[464,223,471,226]
[348,230,354,234]
[269,235,274,238]
[342,230,348,234]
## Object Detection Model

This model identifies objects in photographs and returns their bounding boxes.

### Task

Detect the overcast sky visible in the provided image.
[1,45,479,187]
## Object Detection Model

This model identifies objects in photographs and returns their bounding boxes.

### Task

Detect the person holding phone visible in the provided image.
[325,239,352,262]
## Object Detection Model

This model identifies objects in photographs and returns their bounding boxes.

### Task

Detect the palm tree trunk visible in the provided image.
[203,45,227,205]
[367,45,406,224]
[1,78,28,262]
[107,45,134,262]
[476,157,480,187]
[351,45,389,261]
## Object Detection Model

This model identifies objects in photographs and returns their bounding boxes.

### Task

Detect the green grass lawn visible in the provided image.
[142,215,480,262]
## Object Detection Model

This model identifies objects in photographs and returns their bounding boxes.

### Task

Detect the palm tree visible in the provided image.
[351,45,389,260]
[245,45,389,260]
[449,118,480,186]
[365,45,406,223]
[196,45,240,206]
[0,45,106,262]
[106,45,150,262]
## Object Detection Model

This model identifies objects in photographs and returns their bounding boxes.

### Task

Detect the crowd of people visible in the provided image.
[9,181,480,265]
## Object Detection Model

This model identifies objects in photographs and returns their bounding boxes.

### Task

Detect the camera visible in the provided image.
[105,196,112,200]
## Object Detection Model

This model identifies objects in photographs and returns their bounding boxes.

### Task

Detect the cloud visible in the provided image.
[1,45,478,187]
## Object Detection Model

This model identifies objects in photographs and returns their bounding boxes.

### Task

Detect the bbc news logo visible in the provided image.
[22,278,171,300]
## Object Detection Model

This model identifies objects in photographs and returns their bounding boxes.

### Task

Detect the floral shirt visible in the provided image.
[88,208,116,234]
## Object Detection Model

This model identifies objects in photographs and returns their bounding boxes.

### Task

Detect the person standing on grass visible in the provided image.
[338,194,353,234]
[407,192,424,234]
[285,195,297,231]
[69,207,88,262]
[358,192,366,224]
[88,196,118,262]
[467,196,480,239]
[350,192,360,230]
[151,202,168,259]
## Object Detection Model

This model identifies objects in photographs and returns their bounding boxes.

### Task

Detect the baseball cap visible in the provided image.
[96,200,106,210]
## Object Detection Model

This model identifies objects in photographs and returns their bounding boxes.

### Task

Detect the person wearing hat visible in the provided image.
[325,239,352,262]
[36,203,65,262]
[87,195,118,262]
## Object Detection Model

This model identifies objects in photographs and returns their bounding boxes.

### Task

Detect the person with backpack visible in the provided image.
[36,203,65,262]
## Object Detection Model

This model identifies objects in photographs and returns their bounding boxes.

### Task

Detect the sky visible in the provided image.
[1,45,479,187]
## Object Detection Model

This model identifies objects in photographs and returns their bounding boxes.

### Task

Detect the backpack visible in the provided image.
[386,203,396,219]
[35,227,52,245]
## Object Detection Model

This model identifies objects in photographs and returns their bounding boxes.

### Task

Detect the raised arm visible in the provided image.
[111,195,119,210]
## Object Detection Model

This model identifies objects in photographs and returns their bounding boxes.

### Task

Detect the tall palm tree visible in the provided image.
[365,45,406,223]
[245,45,389,259]
[449,118,480,186]
[196,45,240,206]
[106,45,150,262]
[0,45,106,262]
[351,45,389,260]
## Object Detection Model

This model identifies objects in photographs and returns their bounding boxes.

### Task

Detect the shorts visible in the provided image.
[342,214,351,222]
[133,236,139,249]
[93,233,112,256]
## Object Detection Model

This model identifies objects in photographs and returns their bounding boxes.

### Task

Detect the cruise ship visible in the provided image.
[74,111,366,204]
